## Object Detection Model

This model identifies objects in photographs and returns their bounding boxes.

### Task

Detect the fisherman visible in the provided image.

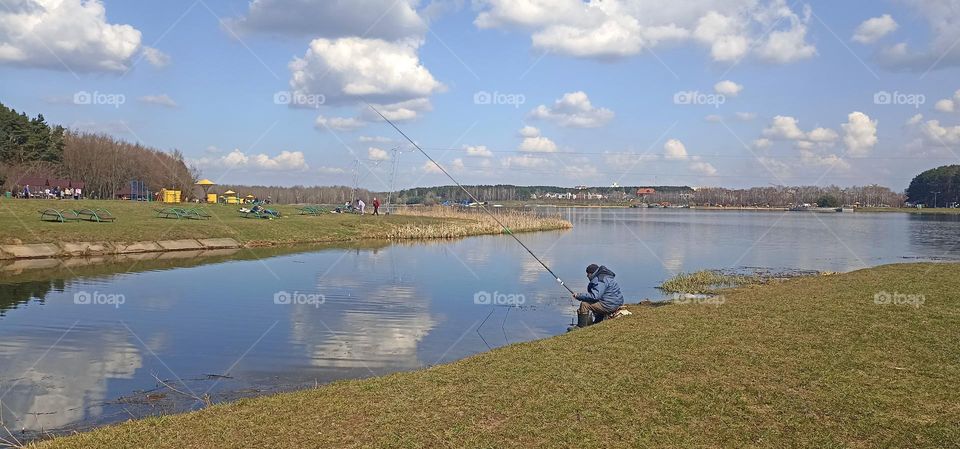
[571,264,624,329]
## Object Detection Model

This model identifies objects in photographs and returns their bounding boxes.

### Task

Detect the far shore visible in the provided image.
[0,199,571,259]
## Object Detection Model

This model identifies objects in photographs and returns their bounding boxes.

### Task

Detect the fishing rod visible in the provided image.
[366,103,575,296]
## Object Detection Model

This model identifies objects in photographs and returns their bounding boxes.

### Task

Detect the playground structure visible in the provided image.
[127,180,150,201]
[196,179,217,203]
[160,189,182,203]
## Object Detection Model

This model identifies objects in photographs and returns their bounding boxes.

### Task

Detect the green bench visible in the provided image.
[75,208,116,223]
[39,209,81,222]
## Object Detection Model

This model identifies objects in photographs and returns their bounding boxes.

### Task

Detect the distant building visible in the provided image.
[574,185,588,190]
[636,188,656,195]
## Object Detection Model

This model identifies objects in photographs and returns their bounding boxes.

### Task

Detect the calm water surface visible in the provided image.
[1,208,958,435]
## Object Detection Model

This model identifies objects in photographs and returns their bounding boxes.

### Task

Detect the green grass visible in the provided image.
[0,198,569,246]
[27,263,960,448]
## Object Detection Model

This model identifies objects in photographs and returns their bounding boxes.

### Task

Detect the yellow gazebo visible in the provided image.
[196,179,217,203]
[244,194,256,204]
[224,189,239,205]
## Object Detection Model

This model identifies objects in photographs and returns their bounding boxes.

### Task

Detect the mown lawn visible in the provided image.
[30,263,960,448]
[0,199,565,246]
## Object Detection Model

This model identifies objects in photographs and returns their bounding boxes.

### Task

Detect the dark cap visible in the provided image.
[586,264,599,275]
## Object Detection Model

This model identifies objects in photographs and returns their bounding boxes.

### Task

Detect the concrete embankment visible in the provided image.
[0,238,241,260]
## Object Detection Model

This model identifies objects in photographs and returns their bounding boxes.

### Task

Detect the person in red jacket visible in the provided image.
[372,197,381,215]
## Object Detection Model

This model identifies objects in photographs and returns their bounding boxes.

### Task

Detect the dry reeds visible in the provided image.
[386,206,571,239]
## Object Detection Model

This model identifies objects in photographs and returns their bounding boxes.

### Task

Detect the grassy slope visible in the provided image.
[32,263,960,448]
[0,199,562,245]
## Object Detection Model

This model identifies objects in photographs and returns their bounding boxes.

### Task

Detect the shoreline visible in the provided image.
[27,262,960,448]
[0,200,572,260]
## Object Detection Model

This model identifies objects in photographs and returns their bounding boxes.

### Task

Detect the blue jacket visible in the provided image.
[575,265,624,312]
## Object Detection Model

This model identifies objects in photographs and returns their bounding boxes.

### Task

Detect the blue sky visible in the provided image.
[2,0,960,191]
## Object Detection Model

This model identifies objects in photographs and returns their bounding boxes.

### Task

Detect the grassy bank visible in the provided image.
[28,263,960,448]
[0,199,570,246]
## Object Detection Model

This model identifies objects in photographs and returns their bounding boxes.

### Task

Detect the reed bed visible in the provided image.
[658,270,764,294]
[386,206,572,239]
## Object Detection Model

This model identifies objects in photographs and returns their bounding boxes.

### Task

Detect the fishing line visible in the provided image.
[367,103,575,295]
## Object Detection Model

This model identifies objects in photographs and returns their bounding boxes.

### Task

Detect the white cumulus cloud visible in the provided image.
[0,0,143,72]
[852,14,898,44]
[195,149,309,171]
[289,37,443,105]
[517,126,558,152]
[474,0,816,64]
[368,147,391,161]
[529,91,614,128]
[763,115,807,140]
[714,80,743,96]
[465,145,493,157]
[841,111,878,157]
[663,139,689,160]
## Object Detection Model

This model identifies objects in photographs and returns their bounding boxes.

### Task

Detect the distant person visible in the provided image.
[372,197,380,215]
[23,185,30,198]
[74,187,81,200]
[571,264,624,329]
[357,199,366,215]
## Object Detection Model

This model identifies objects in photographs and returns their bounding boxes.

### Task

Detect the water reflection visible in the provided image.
[0,326,142,430]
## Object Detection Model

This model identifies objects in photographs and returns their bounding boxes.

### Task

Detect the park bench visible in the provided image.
[75,208,116,223]
[39,209,81,222]
[155,207,212,220]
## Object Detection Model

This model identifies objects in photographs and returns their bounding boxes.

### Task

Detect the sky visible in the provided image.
[2,0,960,192]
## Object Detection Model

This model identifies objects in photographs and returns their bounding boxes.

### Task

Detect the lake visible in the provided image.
[1,208,958,437]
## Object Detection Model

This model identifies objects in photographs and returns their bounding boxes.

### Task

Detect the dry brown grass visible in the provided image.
[387,206,572,239]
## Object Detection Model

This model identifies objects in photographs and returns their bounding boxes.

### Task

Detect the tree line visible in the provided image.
[386,184,904,207]
[0,102,195,198]
[212,184,372,204]
[906,165,960,207]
